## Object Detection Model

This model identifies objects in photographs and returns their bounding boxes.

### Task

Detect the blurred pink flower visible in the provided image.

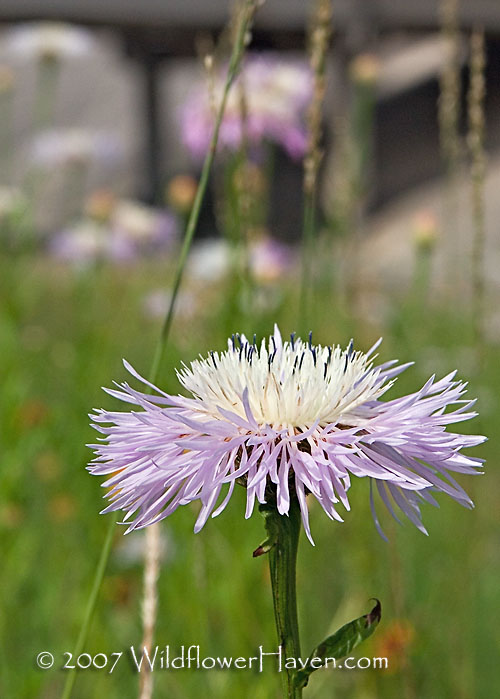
[250,235,295,283]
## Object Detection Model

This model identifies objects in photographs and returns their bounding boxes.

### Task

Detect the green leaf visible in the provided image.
[294,599,381,690]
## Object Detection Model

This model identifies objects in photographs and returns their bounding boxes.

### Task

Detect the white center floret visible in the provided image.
[177,326,391,429]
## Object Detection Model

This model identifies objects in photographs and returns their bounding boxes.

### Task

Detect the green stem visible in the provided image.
[35,57,60,130]
[0,87,14,184]
[299,193,317,333]
[412,248,432,302]
[61,4,261,698]
[60,515,115,699]
[266,501,303,699]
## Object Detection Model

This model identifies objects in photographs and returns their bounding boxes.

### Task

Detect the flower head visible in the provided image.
[89,327,484,542]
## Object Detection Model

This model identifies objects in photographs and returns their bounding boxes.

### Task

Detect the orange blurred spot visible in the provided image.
[166,175,198,213]
[350,53,380,85]
[413,210,439,250]
[85,189,116,223]
[374,619,415,673]
[16,399,50,428]
[0,503,25,528]
[35,451,61,482]
[49,494,78,522]
[102,575,135,607]
[0,65,15,93]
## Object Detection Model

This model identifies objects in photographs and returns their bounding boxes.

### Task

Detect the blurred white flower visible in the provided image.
[30,129,123,168]
[49,220,135,265]
[187,238,231,282]
[0,186,28,223]
[142,288,197,320]
[186,236,296,284]
[5,22,94,61]
[112,199,178,250]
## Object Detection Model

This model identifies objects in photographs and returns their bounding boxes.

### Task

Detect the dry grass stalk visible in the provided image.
[137,4,264,698]
[300,0,333,327]
[467,28,487,341]
[438,0,462,169]
[138,523,161,699]
[438,0,463,290]
[304,0,333,198]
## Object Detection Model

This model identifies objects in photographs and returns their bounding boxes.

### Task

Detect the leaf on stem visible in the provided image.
[294,599,381,689]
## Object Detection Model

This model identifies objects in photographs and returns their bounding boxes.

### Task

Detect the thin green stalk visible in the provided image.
[150,0,260,381]
[266,501,302,699]
[61,160,89,224]
[343,56,378,307]
[142,3,260,685]
[34,57,60,130]
[413,248,432,302]
[60,514,115,699]
[0,71,15,184]
[61,4,261,699]
[19,57,61,246]
[233,78,254,314]
[299,193,317,332]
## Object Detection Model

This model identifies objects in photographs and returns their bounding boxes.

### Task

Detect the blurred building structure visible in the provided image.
[0,0,500,215]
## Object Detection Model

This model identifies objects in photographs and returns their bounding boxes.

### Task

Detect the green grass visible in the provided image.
[0,252,498,699]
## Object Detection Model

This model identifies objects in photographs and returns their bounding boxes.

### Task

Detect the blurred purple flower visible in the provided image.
[49,200,179,265]
[89,327,485,542]
[180,53,312,161]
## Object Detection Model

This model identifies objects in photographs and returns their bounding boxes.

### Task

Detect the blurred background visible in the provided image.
[0,1,499,698]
